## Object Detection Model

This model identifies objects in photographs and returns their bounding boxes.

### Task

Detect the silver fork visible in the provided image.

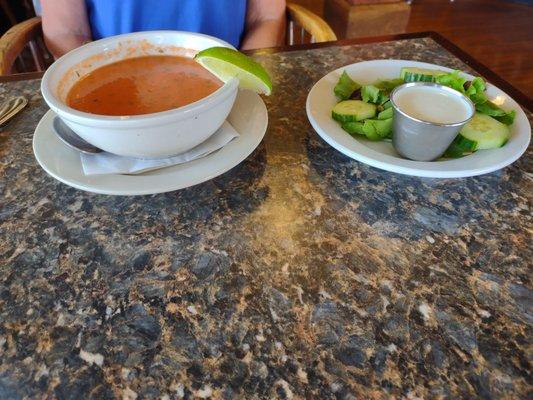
[0,96,28,127]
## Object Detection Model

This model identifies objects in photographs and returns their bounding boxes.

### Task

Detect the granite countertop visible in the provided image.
[1,37,532,399]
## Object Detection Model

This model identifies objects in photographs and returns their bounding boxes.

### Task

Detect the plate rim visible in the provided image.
[306,59,531,178]
[33,90,268,195]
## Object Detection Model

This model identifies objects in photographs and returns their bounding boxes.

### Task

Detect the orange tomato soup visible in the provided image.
[66,55,222,116]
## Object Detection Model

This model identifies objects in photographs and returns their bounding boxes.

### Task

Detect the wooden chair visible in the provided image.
[286,2,338,45]
[0,16,47,75]
[0,3,337,76]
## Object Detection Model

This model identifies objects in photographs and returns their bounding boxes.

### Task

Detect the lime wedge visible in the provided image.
[195,47,272,95]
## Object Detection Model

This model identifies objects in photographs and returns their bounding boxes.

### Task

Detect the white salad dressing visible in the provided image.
[393,85,472,124]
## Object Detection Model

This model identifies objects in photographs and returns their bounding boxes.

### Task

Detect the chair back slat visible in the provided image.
[286,2,337,45]
[0,17,46,75]
[28,39,46,71]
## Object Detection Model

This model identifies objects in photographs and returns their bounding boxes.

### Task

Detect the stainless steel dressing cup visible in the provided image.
[390,82,475,161]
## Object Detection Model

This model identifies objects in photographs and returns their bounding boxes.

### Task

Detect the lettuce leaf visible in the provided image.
[465,77,487,105]
[342,118,393,140]
[377,107,393,120]
[435,72,488,104]
[493,111,516,126]
[342,118,392,141]
[443,135,478,158]
[375,78,404,92]
[342,121,365,136]
[361,85,389,105]
[434,72,515,125]
[364,118,393,140]
[334,71,361,100]
[360,79,402,105]
[436,73,487,104]
[435,70,467,93]
[475,101,516,125]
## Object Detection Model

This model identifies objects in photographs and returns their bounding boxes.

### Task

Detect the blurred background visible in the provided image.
[1,0,532,96]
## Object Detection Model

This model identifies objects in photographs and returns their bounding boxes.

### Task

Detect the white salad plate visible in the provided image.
[33,90,268,195]
[306,59,531,178]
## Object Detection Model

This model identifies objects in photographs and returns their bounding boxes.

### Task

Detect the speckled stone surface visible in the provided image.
[1,37,532,399]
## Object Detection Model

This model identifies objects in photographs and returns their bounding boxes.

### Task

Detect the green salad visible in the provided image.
[331,67,516,158]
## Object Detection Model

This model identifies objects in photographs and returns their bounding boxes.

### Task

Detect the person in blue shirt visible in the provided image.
[41,0,286,58]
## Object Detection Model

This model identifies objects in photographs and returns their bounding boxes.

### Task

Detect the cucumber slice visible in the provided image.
[400,67,447,83]
[332,100,377,123]
[459,113,510,150]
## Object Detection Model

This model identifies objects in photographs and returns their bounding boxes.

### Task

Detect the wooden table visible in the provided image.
[0,32,531,399]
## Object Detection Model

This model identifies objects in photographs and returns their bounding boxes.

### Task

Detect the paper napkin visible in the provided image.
[80,121,239,175]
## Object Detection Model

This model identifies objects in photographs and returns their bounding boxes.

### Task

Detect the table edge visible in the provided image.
[0,71,44,83]
[1,32,531,112]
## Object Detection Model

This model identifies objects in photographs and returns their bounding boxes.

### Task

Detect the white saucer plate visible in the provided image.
[306,59,531,178]
[33,90,268,195]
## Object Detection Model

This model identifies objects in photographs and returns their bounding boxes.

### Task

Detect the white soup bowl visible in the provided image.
[41,31,238,158]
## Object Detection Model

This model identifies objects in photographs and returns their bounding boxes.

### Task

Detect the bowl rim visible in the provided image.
[41,30,238,126]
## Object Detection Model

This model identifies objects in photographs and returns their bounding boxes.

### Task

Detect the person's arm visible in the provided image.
[41,0,92,58]
[241,0,286,50]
